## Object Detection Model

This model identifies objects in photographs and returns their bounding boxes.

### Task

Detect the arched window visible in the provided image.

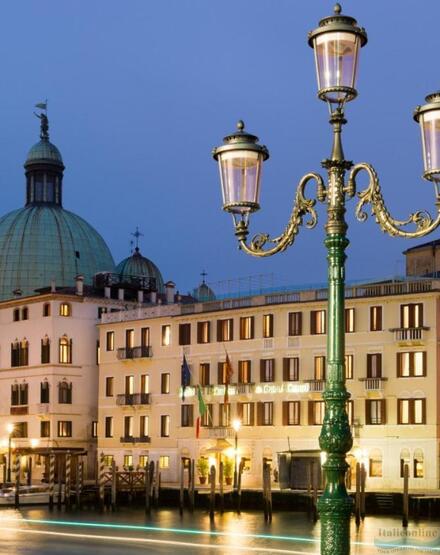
[414,449,424,478]
[58,381,72,404]
[59,336,72,364]
[43,303,51,317]
[400,448,410,478]
[59,303,71,317]
[40,380,50,404]
[13,309,20,322]
[369,448,382,478]
[21,307,28,320]
[41,336,50,364]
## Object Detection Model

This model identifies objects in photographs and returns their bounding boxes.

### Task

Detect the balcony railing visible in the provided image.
[116,393,150,406]
[360,377,388,391]
[207,426,234,439]
[117,346,152,360]
[10,405,28,415]
[304,379,325,392]
[235,383,255,395]
[390,327,429,342]
[120,435,151,443]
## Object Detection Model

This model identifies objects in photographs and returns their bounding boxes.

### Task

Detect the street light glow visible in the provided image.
[232,418,241,432]
[6,423,14,435]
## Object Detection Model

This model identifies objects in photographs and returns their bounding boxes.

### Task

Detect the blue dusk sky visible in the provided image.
[0,0,438,294]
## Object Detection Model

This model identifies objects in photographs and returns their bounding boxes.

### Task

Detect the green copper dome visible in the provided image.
[0,206,115,299]
[116,248,164,293]
[26,139,63,165]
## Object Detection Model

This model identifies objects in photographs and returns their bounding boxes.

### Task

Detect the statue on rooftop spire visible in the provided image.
[34,101,49,140]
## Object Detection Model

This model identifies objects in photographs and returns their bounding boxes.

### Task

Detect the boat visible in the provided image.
[0,485,63,505]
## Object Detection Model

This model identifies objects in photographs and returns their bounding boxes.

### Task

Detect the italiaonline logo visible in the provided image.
[375,527,440,552]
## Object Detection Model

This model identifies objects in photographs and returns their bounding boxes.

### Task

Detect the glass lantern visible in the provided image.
[308,4,367,104]
[212,121,269,224]
[414,93,440,183]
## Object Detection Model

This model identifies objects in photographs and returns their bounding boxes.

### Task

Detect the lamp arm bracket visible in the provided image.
[237,172,326,257]
[351,162,440,238]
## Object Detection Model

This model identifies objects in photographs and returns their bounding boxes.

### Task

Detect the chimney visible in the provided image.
[104,286,111,299]
[50,280,56,293]
[118,288,125,301]
[165,281,176,304]
[137,290,144,304]
[150,291,157,304]
[75,275,84,296]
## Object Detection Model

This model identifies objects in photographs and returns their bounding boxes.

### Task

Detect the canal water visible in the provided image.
[0,507,438,554]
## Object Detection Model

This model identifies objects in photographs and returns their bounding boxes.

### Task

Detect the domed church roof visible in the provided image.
[193,271,216,302]
[0,109,115,300]
[116,247,165,293]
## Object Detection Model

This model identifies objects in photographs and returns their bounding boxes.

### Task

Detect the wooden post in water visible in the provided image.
[27,456,32,486]
[75,458,82,509]
[312,461,318,522]
[111,459,117,511]
[145,464,150,514]
[237,458,244,515]
[209,465,216,520]
[219,461,224,514]
[49,452,55,510]
[262,458,268,522]
[189,459,195,512]
[65,451,71,509]
[99,452,105,511]
[14,455,20,508]
[57,456,63,509]
[403,463,409,528]
[265,462,273,523]
[179,459,184,515]
[360,463,366,520]
[154,465,160,507]
[355,462,361,527]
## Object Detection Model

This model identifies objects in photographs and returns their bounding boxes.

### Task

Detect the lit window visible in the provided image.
[400,303,423,328]
[59,336,72,364]
[159,455,170,469]
[106,331,114,351]
[238,402,255,426]
[161,325,171,346]
[59,303,71,317]
[310,400,325,425]
[283,401,300,425]
[217,319,233,342]
[181,405,194,427]
[365,399,386,425]
[345,308,355,333]
[262,314,274,338]
[413,449,424,478]
[124,415,133,438]
[141,374,149,394]
[140,415,149,438]
[311,310,326,335]
[40,421,50,438]
[257,401,273,426]
[314,356,326,380]
[238,360,252,384]
[219,403,230,426]
[161,373,170,394]
[161,415,170,437]
[125,375,134,395]
[123,455,133,468]
[367,353,382,378]
[345,354,354,379]
[288,312,302,336]
[125,329,134,349]
[260,359,275,382]
[57,421,72,437]
[199,363,210,386]
[240,316,254,340]
[283,357,299,381]
[139,455,149,468]
[369,449,382,477]
[105,377,114,397]
[197,321,210,344]
[92,421,98,438]
[201,404,213,427]
[397,351,426,377]
[104,455,114,466]
[398,398,426,424]
[370,306,382,331]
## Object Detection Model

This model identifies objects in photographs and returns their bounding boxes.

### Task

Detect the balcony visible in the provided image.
[304,379,325,392]
[390,327,429,343]
[120,435,151,443]
[10,405,28,415]
[207,426,234,439]
[116,393,150,406]
[360,377,388,391]
[117,346,152,360]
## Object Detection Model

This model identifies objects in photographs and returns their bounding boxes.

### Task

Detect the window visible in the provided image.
[21,307,29,320]
[400,303,423,328]
[400,448,410,478]
[140,415,149,437]
[141,327,150,347]
[105,377,114,397]
[13,308,20,322]
[283,357,299,381]
[59,336,72,364]
[139,455,149,468]
[124,416,133,438]
[92,421,98,438]
[40,421,50,438]
[367,353,382,378]
[309,401,325,425]
[123,455,133,468]
[314,356,326,381]
[14,422,28,438]
[105,416,113,438]
[413,449,424,478]
[125,375,134,395]
[237,402,255,426]
[260,359,275,382]
[369,449,382,477]
[219,403,230,426]
[345,354,354,380]
[217,362,231,385]
[106,331,114,351]
[161,415,170,437]
[370,306,382,331]
[141,374,149,394]
[57,421,72,437]
[345,308,355,333]
[398,398,426,424]
[257,402,273,426]
[161,325,171,346]
[179,323,191,345]
[283,401,300,425]
[11,383,28,406]
[311,310,326,335]
[217,318,234,342]
[288,312,302,336]
[200,363,210,386]
[397,351,426,377]
[201,404,213,427]
[240,316,254,340]
[159,455,170,469]
[263,314,274,338]
[58,381,72,404]
[181,405,194,427]
[40,381,50,403]
[104,455,114,467]
[346,400,354,425]
[161,373,170,394]
[59,303,71,317]
[43,303,51,317]
[365,399,386,425]
[125,329,134,349]
[238,360,252,384]
[11,339,29,367]
[41,337,50,364]
[197,321,210,344]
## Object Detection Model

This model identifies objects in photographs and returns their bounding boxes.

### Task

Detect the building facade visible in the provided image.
[98,278,440,492]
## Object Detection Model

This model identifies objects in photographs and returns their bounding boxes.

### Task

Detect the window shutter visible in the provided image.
[250,403,255,426]
[236,403,243,420]
[271,359,276,382]
[381,399,387,425]
[260,360,265,382]
[257,402,263,426]
[310,312,316,335]
[377,354,382,377]
[230,319,234,341]
[396,352,401,377]
[218,363,223,384]
[423,352,427,376]
[365,400,370,425]
[283,358,288,381]
[282,401,288,425]
[397,399,402,425]
[422,399,426,424]
[251,317,255,339]
[308,401,313,425]
[217,320,222,341]
[418,303,424,327]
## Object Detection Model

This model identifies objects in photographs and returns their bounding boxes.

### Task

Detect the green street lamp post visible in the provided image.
[212,4,440,554]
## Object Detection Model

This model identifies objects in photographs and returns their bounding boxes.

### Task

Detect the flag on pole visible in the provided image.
[196,385,207,439]
[181,355,191,401]
[35,102,47,110]
[224,351,234,404]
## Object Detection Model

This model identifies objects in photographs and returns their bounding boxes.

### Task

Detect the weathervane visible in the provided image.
[34,100,49,140]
